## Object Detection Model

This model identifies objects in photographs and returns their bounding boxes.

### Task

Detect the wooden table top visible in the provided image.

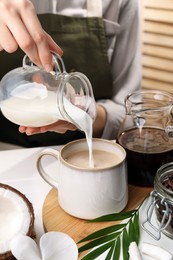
[42,184,152,259]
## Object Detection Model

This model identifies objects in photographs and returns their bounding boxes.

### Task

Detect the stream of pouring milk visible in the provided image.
[0,82,94,167]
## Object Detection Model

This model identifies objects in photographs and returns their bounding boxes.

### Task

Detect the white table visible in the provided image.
[0,145,60,242]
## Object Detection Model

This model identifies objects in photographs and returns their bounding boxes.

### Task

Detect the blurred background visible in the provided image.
[140,0,173,94]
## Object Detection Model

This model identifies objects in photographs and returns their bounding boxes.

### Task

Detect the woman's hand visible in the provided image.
[0,0,63,71]
[18,105,107,137]
[19,121,77,135]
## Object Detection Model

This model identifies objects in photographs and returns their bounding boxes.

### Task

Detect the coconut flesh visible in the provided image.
[0,183,34,259]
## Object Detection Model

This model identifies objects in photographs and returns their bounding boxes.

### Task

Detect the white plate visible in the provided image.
[87,196,173,259]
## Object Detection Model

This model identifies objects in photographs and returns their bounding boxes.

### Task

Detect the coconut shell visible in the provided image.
[0,183,35,260]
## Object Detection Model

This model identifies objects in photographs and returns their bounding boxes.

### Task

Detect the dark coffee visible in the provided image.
[118,127,173,186]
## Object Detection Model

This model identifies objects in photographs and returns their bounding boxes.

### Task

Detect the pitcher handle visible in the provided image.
[22,51,67,76]
[36,148,60,189]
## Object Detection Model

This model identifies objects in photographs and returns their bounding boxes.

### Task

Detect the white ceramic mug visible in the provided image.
[36,138,128,220]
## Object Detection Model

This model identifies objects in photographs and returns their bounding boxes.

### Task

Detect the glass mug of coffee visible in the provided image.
[117,90,173,187]
[36,138,128,220]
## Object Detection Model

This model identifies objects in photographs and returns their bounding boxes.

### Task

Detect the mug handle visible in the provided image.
[36,148,60,189]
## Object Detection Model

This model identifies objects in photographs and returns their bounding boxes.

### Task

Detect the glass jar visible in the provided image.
[142,162,173,240]
[0,52,96,130]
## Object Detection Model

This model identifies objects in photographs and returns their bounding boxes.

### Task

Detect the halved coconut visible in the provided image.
[0,183,35,260]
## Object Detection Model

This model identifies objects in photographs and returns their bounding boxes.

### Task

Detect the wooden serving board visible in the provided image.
[42,185,152,258]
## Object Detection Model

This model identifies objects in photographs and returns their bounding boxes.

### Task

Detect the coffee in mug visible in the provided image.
[36,138,128,220]
[65,149,122,169]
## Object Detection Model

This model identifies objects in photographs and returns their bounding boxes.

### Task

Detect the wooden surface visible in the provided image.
[42,185,152,258]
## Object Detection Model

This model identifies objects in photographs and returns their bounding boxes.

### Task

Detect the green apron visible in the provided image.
[0,11,112,147]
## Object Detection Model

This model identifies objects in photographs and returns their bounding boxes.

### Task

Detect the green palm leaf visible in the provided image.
[113,236,121,259]
[81,241,115,260]
[78,232,120,252]
[79,197,148,260]
[87,210,137,222]
[122,228,129,260]
[128,219,135,243]
[105,245,115,260]
[78,224,126,243]
[133,212,140,244]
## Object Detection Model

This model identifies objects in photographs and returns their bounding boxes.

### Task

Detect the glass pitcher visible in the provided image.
[0,52,96,131]
[117,90,173,187]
